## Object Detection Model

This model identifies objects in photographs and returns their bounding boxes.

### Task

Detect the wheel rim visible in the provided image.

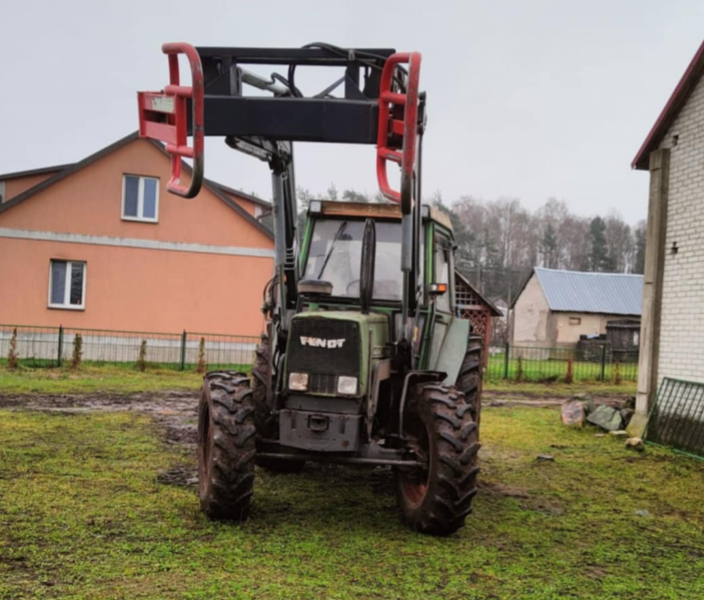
[400,411,430,506]
[197,399,212,499]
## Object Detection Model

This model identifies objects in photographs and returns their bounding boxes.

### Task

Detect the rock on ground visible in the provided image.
[586,404,624,432]
[561,400,586,427]
[626,437,645,452]
[572,393,595,414]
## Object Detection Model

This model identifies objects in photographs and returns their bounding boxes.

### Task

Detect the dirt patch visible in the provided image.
[157,464,198,488]
[483,391,627,409]
[480,481,531,499]
[0,390,200,450]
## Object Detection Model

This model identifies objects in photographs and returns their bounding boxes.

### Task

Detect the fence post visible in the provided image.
[57,325,64,367]
[180,330,187,371]
[600,344,607,381]
[503,343,510,379]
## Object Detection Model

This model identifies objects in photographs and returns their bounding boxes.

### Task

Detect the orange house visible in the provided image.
[0,133,274,337]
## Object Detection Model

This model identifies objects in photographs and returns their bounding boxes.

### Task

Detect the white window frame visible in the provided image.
[48,260,87,310]
[121,174,159,223]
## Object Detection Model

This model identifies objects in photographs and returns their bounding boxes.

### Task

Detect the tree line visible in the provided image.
[282,187,647,303]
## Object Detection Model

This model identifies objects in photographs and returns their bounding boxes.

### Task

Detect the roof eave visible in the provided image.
[0,163,75,181]
[632,38,704,171]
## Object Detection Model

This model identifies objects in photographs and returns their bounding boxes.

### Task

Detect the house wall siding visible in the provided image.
[657,72,704,385]
[0,237,270,336]
[0,140,272,250]
[2,171,61,202]
[0,138,273,336]
[512,275,550,346]
[552,312,636,345]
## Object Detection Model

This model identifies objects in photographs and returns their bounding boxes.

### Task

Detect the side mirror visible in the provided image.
[429,283,448,296]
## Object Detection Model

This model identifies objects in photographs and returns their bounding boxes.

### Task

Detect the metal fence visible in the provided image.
[486,344,638,383]
[0,324,259,371]
[0,324,638,382]
[645,377,704,458]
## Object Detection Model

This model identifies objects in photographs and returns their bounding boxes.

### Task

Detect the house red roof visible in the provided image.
[632,39,704,170]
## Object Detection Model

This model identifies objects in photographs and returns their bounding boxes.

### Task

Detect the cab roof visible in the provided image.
[312,201,453,232]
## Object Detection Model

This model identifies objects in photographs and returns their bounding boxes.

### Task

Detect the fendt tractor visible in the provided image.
[138,43,483,535]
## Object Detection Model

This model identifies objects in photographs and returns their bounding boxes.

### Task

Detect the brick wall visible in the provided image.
[657,73,704,384]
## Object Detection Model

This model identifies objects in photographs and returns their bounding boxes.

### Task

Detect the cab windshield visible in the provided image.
[303,219,403,301]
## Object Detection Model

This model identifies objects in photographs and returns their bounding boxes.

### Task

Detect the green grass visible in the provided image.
[1,406,703,599]
[0,364,205,394]
[486,353,638,384]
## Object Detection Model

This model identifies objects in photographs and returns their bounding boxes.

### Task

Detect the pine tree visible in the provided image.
[540,223,558,268]
[633,222,646,274]
[589,217,611,272]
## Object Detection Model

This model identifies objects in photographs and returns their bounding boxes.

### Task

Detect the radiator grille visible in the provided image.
[308,373,337,395]
[287,318,360,392]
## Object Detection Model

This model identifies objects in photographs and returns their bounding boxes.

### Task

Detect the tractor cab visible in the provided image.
[277,200,465,454]
[298,200,454,310]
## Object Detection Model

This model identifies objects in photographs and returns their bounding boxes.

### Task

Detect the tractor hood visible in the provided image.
[285,311,390,397]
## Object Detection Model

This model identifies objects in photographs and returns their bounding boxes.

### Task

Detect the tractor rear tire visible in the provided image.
[197,371,256,521]
[395,382,481,536]
[251,334,306,474]
[456,334,483,425]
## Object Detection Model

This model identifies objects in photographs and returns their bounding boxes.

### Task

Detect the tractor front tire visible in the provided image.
[396,382,481,536]
[197,371,256,521]
[251,334,305,474]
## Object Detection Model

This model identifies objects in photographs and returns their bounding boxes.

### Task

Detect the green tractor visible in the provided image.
[138,43,483,535]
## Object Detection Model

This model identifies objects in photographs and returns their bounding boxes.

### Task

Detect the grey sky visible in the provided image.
[1,0,702,223]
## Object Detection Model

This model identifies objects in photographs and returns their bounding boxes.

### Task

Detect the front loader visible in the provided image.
[138,43,483,535]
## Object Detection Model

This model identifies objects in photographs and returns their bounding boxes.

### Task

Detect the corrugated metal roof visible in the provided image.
[534,268,643,316]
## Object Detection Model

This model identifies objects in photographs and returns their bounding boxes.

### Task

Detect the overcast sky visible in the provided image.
[1,0,702,222]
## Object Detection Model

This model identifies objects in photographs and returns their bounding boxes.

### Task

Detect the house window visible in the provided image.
[49,260,86,310]
[0,180,5,203]
[569,317,581,326]
[122,175,159,222]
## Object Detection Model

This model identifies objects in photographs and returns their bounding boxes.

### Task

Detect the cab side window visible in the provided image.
[435,237,452,313]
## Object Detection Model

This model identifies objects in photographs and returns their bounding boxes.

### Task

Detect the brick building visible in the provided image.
[633,38,704,413]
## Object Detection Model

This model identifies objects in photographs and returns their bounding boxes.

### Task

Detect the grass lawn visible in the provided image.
[1,406,703,599]
[486,353,638,385]
[0,364,205,395]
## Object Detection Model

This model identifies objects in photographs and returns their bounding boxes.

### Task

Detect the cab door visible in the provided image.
[424,228,455,370]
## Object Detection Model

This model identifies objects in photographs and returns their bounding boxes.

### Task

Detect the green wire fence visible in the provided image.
[0,324,259,371]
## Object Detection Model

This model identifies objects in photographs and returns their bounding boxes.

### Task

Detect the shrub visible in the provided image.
[564,356,574,384]
[613,361,622,385]
[137,340,147,372]
[196,337,207,374]
[71,333,83,369]
[7,328,19,370]
[516,356,524,382]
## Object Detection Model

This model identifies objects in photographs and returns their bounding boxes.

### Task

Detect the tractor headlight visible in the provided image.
[337,376,358,395]
[289,372,309,391]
